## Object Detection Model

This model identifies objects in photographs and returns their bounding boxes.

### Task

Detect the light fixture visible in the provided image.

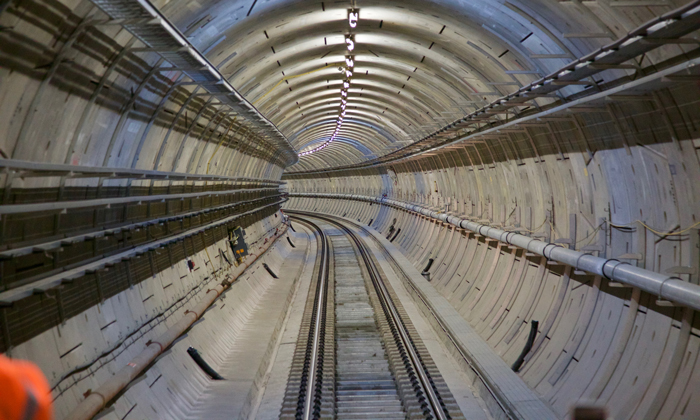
[349,10,359,28]
[300,10,361,157]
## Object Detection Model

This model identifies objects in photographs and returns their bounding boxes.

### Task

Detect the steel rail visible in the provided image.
[292,211,449,420]
[289,216,329,420]
[336,215,518,420]
[355,231,448,420]
[290,193,700,311]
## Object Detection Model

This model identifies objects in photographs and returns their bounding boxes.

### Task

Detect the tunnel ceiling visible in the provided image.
[154,0,697,173]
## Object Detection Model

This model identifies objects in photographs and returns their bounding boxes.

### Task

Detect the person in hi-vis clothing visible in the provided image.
[0,355,53,420]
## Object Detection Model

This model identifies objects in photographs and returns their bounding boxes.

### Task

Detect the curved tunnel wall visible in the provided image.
[285,190,700,419]
[8,207,288,418]
[0,2,289,181]
[283,108,700,419]
[2,0,700,418]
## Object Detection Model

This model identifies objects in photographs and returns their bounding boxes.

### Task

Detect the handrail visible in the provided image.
[290,193,700,311]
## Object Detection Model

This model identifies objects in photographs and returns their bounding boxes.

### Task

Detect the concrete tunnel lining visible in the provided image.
[1,0,700,418]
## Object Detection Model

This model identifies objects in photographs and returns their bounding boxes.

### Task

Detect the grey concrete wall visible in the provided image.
[11,211,286,419]
[2,0,700,418]
[0,1,285,181]
[284,127,700,419]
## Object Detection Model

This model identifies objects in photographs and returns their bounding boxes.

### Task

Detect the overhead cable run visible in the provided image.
[90,0,298,166]
[287,0,700,173]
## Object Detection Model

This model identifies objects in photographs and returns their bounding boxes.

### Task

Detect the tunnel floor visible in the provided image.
[175,212,557,420]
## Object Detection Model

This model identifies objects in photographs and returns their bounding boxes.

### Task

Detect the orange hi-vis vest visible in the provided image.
[0,355,53,420]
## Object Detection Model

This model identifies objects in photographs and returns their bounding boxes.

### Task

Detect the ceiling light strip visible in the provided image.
[299,8,359,157]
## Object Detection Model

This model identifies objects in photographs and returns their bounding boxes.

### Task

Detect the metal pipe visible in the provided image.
[65,223,289,420]
[291,193,700,311]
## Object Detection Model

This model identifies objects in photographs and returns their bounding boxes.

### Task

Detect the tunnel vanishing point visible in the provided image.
[1,0,700,419]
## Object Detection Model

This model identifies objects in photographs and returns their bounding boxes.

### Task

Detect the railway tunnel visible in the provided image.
[1,0,700,418]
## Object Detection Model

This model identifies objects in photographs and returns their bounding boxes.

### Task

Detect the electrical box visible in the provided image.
[228,226,248,263]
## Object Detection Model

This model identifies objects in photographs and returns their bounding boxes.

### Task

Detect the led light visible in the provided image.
[343,81,350,89]
[349,11,359,28]
[341,91,347,97]
[342,99,347,105]
[341,111,346,117]
[341,104,346,110]
[346,70,353,77]
[346,37,355,51]
[345,58,354,68]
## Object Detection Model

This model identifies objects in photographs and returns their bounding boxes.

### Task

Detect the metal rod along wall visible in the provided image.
[290,193,700,311]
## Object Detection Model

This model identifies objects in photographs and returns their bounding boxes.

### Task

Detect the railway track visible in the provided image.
[282,212,466,420]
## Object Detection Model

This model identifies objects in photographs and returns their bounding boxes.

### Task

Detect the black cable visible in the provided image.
[512,320,538,372]
[187,347,224,380]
